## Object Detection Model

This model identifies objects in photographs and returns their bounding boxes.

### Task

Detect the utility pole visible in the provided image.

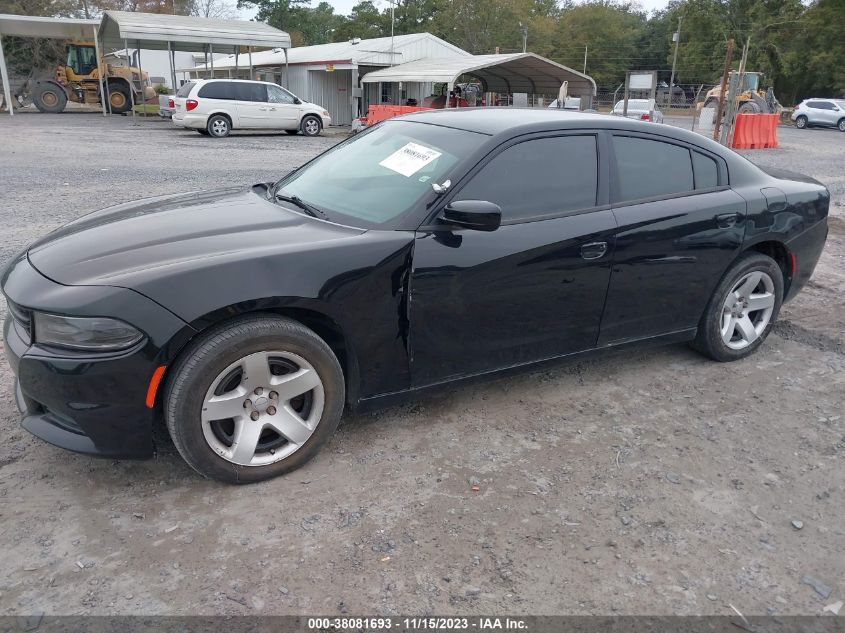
[583,45,587,74]
[389,0,395,66]
[713,38,734,142]
[668,16,682,106]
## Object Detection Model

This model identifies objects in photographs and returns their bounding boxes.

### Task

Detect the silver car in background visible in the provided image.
[791,98,845,131]
[612,98,664,123]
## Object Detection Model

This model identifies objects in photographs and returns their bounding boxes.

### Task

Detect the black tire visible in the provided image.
[838,118,845,132]
[738,101,760,114]
[301,115,322,137]
[285,129,299,135]
[164,315,345,484]
[32,83,67,113]
[207,114,231,138]
[795,115,808,129]
[106,82,132,114]
[692,253,784,362]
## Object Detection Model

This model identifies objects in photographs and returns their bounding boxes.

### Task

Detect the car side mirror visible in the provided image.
[441,200,502,232]
[294,97,302,105]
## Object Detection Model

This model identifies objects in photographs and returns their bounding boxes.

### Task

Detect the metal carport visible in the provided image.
[0,15,100,116]
[361,53,596,103]
[98,11,291,94]
[0,11,290,117]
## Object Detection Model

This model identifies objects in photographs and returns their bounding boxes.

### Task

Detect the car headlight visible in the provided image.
[33,313,144,351]
[321,110,330,117]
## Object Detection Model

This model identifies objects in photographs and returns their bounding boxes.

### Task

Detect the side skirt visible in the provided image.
[352,327,697,414]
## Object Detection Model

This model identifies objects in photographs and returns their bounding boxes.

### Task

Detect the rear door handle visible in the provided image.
[580,241,608,260]
[716,212,739,228]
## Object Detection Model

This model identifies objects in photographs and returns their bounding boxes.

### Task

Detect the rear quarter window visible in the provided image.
[175,82,195,98]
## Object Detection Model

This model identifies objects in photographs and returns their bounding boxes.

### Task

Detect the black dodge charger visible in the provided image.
[2,109,829,483]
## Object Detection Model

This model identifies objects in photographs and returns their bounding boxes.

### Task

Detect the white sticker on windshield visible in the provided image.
[379,142,443,177]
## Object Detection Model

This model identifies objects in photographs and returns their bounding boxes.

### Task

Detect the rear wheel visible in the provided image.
[738,101,761,114]
[838,118,845,132]
[207,114,231,138]
[795,115,808,129]
[32,83,67,113]
[692,253,783,362]
[106,82,132,114]
[301,115,322,137]
[164,315,345,484]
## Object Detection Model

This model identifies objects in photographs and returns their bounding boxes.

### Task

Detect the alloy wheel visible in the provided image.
[200,350,325,466]
[720,271,776,350]
[211,119,229,137]
[303,118,320,135]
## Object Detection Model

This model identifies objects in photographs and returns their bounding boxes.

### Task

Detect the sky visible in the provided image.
[240,0,673,21]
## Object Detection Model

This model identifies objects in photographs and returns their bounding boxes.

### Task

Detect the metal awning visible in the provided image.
[98,11,290,53]
[361,53,596,96]
[0,14,102,117]
[1,11,291,118]
[0,14,99,39]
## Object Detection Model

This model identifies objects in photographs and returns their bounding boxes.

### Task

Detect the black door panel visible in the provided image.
[410,210,617,386]
[599,189,747,345]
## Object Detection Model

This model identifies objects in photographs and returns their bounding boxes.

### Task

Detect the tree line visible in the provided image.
[2,0,842,103]
[237,0,843,103]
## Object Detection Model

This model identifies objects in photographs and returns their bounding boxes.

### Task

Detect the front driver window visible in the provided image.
[268,85,296,104]
[454,135,599,221]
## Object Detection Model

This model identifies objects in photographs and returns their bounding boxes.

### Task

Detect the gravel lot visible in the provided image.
[0,112,843,617]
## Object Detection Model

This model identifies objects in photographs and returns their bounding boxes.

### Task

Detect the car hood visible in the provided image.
[28,186,365,288]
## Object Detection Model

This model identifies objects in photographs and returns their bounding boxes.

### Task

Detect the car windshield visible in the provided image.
[273,120,486,228]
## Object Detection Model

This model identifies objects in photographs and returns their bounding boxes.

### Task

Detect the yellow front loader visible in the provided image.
[18,41,155,114]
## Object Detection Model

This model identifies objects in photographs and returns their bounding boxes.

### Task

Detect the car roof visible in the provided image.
[193,78,277,86]
[401,107,683,138]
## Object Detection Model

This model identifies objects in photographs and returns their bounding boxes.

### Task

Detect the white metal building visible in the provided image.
[185,33,471,126]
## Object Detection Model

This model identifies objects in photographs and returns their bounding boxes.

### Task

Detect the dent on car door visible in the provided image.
[409,133,617,387]
[598,133,747,345]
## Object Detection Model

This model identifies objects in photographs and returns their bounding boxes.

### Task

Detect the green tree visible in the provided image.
[333,1,387,41]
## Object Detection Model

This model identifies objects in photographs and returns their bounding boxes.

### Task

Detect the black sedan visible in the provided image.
[2,109,829,483]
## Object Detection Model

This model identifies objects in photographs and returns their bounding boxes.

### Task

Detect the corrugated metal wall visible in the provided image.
[307,69,354,125]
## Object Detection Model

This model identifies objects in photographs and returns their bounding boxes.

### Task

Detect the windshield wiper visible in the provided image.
[273,192,328,220]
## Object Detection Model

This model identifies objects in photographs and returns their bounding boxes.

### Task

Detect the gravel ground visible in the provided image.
[0,112,843,617]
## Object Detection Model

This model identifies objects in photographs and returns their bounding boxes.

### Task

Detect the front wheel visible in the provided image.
[838,118,845,132]
[164,315,345,484]
[692,253,783,362]
[301,115,322,137]
[32,83,67,113]
[795,115,808,129]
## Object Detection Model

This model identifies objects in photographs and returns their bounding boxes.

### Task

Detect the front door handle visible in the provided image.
[581,241,608,260]
[269,107,277,111]
[716,212,739,228]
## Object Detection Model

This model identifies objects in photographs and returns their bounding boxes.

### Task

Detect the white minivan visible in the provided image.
[172,79,332,138]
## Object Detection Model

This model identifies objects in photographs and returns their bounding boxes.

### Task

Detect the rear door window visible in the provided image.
[197,82,235,100]
[234,82,267,102]
[612,135,694,203]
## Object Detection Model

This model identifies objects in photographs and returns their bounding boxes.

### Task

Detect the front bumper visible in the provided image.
[2,253,192,459]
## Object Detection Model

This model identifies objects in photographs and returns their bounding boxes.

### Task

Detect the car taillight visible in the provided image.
[640,113,650,121]
[186,99,198,111]
[168,98,174,108]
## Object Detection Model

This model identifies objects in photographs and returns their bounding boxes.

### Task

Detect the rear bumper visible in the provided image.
[785,218,828,301]
[172,112,207,129]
